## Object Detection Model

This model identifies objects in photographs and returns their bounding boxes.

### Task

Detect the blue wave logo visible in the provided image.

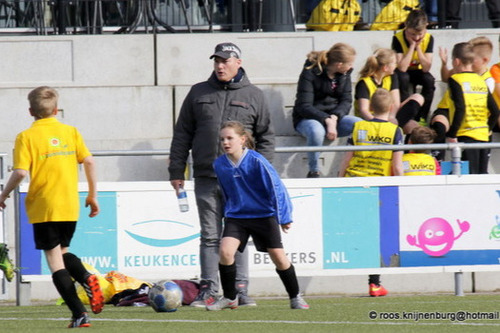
[125,220,200,247]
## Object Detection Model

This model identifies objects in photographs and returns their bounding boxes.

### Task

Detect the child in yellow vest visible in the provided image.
[341,87,404,177]
[355,48,423,135]
[403,126,441,176]
[430,42,499,174]
[468,37,497,158]
[436,37,496,161]
[392,9,435,124]
[340,87,403,296]
[440,36,494,92]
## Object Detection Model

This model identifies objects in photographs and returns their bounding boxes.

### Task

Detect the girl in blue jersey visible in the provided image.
[207,121,309,311]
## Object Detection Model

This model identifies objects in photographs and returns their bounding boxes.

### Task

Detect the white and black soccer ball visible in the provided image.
[148,280,183,312]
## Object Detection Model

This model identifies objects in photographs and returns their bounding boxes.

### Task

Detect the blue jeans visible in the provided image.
[295,115,361,173]
[423,0,438,22]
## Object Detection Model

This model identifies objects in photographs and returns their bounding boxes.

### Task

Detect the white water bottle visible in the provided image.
[177,187,189,212]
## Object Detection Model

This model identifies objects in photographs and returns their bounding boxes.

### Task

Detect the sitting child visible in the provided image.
[403,126,441,176]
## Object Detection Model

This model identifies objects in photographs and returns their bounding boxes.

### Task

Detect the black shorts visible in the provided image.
[223,217,284,253]
[33,222,77,250]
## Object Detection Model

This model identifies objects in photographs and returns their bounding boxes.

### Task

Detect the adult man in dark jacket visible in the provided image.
[169,42,274,307]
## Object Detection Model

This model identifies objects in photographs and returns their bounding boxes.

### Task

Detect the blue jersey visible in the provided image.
[213,149,292,225]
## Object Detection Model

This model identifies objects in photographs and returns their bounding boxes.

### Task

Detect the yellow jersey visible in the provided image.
[14,117,91,223]
[402,153,437,176]
[345,120,401,177]
[394,30,432,70]
[354,76,394,117]
[448,72,490,141]
[436,70,494,115]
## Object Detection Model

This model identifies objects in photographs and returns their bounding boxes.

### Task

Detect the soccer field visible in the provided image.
[1,294,500,332]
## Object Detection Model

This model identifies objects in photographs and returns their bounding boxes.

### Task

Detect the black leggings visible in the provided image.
[396,99,420,129]
[397,69,435,121]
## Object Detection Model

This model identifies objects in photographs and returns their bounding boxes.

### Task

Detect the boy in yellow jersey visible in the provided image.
[403,126,441,176]
[436,37,496,161]
[431,43,499,174]
[440,36,494,92]
[468,37,497,160]
[469,37,494,90]
[340,88,404,178]
[0,87,104,328]
[339,88,403,297]
[392,9,435,124]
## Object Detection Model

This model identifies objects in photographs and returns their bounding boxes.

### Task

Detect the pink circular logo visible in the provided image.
[407,218,470,257]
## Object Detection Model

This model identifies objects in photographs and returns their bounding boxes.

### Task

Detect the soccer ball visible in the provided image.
[148,280,183,312]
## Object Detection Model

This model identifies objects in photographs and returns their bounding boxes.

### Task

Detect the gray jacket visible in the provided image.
[168,69,274,180]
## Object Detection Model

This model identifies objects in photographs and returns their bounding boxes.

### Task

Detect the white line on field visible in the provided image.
[1,317,500,326]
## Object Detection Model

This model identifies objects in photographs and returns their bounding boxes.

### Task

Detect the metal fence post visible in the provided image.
[451,145,462,175]
[454,272,465,296]
[14,186,31,306]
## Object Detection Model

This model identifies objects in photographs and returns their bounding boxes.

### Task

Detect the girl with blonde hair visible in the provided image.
[292,42,361,178]
[208,121,309,311]
[355,48,424,135]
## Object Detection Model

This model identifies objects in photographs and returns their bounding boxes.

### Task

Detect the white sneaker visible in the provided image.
[206,296,238,311]
[290,294,309,310]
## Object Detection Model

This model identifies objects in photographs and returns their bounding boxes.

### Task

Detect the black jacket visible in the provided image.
[169,69,274,180]
[292,63,353,129]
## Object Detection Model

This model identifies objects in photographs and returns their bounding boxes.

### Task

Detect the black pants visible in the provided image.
[396,69,435,121]
[441,0,500,28]
[486,0,500,28]
[438,0,461,28]
[52,0,69,35]
[458,136,489,174]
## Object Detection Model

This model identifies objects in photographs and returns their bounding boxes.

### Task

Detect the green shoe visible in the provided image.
[0,243,15,282]
[418,117,428,127]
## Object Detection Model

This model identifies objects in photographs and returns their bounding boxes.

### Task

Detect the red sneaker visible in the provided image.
[369,283,388,297]
[83,274,104,314]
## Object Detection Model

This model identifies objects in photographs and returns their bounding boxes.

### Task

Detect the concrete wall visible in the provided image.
[19,271,500,301]
[3,30,500,300]
[2,30,500,182]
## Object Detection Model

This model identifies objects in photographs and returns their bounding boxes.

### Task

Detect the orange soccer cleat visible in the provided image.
[369,283,388,297]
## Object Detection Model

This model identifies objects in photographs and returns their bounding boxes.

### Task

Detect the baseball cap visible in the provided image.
[209,42,242,59]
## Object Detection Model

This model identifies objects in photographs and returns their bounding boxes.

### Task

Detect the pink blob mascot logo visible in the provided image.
[406,218,470,256]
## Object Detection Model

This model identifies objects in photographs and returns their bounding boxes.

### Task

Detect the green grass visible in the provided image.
[1,294,500,332]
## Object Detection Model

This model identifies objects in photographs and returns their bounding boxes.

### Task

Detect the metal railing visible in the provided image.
[0,0,493,35]
[0,0,217,34]
[92,141,500,177]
